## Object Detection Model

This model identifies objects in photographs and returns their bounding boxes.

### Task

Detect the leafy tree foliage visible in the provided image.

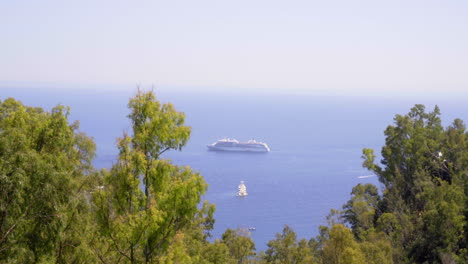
[0,98,96,263]
[0,92,224,264]
[201,240,233,264]
[360,105,467,263]
[358,230,393,264]
[322,224,365,264]
[91,90,210,263]
[297,104,466,264]
[263,225,314,264]
[221,228,256,264]
[342,183,379,237]
[3,95,467,264]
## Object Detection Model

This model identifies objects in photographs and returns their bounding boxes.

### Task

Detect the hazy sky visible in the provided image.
[1,0,468,95]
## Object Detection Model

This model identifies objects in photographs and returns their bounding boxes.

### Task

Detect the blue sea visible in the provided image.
[3,85,467,250]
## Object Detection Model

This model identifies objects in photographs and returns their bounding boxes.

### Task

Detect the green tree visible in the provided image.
[167,200,217,263]
[156,233,193,264]
[222,228,256,264]
[411,181,465,263]
[322,224,365,264]
[91,90,209,263]
[359,230,393,264]
[361,105,467,263]
[0,98,96,263]
[342,183,380,237]
[201,240,234,264]
[264,225,314,264]
[307,225,330,263]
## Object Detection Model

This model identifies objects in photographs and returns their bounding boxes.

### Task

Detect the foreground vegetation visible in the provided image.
[0,91,466,263]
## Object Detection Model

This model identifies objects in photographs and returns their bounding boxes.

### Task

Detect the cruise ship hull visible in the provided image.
[207,145,269,152]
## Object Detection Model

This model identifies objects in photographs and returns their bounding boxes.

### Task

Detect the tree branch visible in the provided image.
[109,232,132,262]
[157,147,171,157]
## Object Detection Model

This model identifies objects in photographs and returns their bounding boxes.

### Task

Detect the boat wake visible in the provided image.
[357,175,375,179]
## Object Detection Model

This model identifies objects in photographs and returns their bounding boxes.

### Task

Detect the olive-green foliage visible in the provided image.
[201,240,234,264]
[358,230,393,264]
[0,93,226,264]
[301,104,466,264]
[221,228,256,264]
[263,225,314,264]
[91,90,210,263]
[322,224,365,264]
[159,200,219,264]
[3,96,467,264]
[342,183,380,237]
[0,98,96,263]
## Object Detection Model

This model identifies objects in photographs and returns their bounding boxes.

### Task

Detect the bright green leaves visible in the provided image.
[201,240,232,264]
[319,224,392,264]
[359,230,393,264]
[145,161,208,260]
[221,228,256,264]
[307,223,392,264]
[322,224,366,264]
[264,225,314,264]
[362,148,378,171]
[128,90,191,158]
[149,161,207,227]
[92,90,210,263]
[0,98,96,263]
[4,94,467,264]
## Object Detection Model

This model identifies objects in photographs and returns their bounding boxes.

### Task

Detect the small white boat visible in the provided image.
[237,181,248,197]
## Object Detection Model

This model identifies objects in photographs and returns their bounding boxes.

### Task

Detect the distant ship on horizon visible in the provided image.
[207,138,270,152]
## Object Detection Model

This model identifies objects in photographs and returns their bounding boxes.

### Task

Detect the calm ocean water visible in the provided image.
[3,86,467,250]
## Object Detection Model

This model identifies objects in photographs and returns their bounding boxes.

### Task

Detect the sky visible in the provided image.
[1,0,468,96]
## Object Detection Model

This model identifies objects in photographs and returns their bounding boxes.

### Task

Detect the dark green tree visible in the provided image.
[362,104,467,263]
[342,183,380,237]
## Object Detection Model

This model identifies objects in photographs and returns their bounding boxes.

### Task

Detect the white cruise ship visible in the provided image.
[207,138,270,152]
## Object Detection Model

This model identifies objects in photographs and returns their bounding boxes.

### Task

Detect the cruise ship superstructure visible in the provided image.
[207,138,270,152]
